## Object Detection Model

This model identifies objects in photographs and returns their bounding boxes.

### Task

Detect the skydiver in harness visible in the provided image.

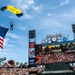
[10,21,14,31]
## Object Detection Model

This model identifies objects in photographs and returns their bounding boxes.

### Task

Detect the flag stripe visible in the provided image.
[0,37,4,42]
[0,42,3,46]
[0,42,3,49]
[0,45,3,49]
[0,37,4,49]
[0,40,3,44]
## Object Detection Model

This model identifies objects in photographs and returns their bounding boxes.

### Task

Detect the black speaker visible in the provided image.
[35,45,40,55]
[35,44,42,55]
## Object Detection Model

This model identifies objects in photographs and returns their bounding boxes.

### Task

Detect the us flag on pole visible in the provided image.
[0,26,9,49]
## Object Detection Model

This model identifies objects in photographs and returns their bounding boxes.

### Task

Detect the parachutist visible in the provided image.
[10,22,14,31]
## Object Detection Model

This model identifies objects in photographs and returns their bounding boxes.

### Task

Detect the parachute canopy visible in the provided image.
[0,5,23,17]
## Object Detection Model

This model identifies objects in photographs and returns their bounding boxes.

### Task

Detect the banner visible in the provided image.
[29,48,35,58]
[29,42,35,48]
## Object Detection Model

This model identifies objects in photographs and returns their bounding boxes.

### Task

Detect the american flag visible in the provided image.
[0,26,9,49]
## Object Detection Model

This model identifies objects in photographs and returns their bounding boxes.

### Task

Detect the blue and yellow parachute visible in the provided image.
[0,5,23,17]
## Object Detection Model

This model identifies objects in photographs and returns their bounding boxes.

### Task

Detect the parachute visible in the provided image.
[0,5,23,17]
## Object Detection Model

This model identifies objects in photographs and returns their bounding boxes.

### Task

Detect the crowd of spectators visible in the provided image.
[65,50,75,53]
[35,52,75,65]
[0,67,44,75]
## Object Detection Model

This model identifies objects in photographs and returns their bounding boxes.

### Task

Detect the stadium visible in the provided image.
[28,25,75,75]
[0,25,75,75]
[1,0,75,75]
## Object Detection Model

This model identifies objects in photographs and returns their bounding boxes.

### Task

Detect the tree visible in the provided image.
[0,57,6,67]
[24,62,28,67]
[19,62,23,68]
[16,62,19,67]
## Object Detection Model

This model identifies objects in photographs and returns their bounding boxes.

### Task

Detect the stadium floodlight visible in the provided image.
[28,30,36,67]
[72,24,75,40]
[72,24,75,33]
[29,30,35,38]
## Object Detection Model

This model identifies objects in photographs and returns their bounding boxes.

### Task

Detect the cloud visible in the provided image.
[17,24,26,31]
[6,32,20,39]
[36,8,75,37]
[4,38,10,46]
[32,5,43,13]
[20,13,33,19]
[8,0,35,19]
[10,0,28,10]
[60,0,69,6]
[25,0,34,5]
[0,51,8,56]
[4,38,15,48]
[10,0,34,11]
[2,52,8,55]
[9,13,33,20]
[48,13,52,17]
[4,38,11,47]
[51,0,69,9]
[39,19,63,30]
[10,0,43,19]
[56,9,75,22]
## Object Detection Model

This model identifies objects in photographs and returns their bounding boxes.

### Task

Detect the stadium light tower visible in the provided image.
[72,24,75,40]
[28,30,36,67]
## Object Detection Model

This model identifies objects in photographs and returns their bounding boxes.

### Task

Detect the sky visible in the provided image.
[0,0,75,64]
